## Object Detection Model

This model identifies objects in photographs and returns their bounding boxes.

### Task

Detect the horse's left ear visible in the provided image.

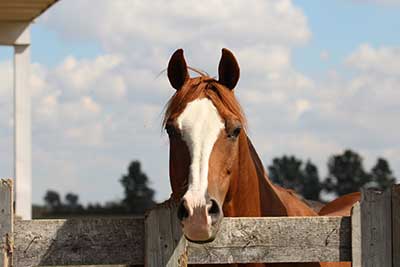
[218,48,240,90]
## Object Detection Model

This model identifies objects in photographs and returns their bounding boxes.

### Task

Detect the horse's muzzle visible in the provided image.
[177,197,223,242]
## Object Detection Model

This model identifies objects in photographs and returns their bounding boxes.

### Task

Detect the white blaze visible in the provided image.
[177,98,224,207]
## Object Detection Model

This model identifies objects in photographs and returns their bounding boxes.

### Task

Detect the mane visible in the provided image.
[162,75,247,128]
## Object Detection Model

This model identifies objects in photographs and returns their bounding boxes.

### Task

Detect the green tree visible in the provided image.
[65,193,79,207]
[268,156,322,200]
[370,158,396,190]
[302,161,322,201]
[323,149,371,196]
[64,193,84,213]
[120,161,156,214]
[44,190,61,211]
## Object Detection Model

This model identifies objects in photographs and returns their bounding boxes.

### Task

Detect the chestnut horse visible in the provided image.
[163,48,360,267]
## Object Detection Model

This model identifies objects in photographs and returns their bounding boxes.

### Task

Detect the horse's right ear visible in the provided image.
[167,49,189,90]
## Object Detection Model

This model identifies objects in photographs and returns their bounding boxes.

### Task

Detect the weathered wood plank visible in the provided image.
[145,201,187,267]
[393,185,400,267]
[188,216,351,264]
[10,215,353,265]
[355,188,392,267]
[0,179,13,267]
[14,217,145,266]
[351,202,361,267]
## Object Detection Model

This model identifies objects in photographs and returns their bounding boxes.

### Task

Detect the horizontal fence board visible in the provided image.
[14,218,145,266]
[188,216,351,264]
[12,216,351,266]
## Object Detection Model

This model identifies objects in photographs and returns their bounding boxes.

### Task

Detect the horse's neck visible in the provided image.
[223,134,317,217]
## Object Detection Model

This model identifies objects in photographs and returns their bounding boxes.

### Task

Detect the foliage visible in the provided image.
[120,161,156,214]
[36,160,156,218]
[323,150,371,196]
[268,156,322,200]
[44,190,61,210]
[268,150,397,200]
[302,161,322,201]
[322,150,396,196]
[369,158,395,190]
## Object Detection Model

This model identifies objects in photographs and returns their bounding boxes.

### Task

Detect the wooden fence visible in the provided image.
[1,179,399,267]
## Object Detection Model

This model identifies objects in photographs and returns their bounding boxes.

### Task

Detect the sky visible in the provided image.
[0,0,399,205]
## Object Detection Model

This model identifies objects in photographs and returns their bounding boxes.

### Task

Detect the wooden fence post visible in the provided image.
[0,179,13,267]
[351,187,392,267]
[392,184,400,267]
[145,200,187,267]
[351,201,361,267]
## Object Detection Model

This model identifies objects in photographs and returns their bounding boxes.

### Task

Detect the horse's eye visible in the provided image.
[165,124,178,137]
[233,127,241,137]
[228,126,241,139]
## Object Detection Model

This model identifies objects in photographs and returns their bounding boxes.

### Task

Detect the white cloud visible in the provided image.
[294,99,311,117]
[346,44,400,76]
[40,0,311,83]
[239,43,400,187]
[42,0,310,50]
[53,55,123,94]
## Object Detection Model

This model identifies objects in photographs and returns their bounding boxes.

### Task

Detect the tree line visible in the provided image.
[268,149,396,201]
[35,149,396,218]
[35,161,156,218]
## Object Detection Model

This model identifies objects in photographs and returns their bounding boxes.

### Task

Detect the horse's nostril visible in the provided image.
[177,200,189,221]
[208,199,220,216]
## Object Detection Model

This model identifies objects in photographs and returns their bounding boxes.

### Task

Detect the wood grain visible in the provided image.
[10,215,353,266]
[0,179,13,267]
[145,201,187,267]
[351,202,361,267]
[14,217,145,266]
[354,188,392,267]
[187,216,351,264]
[392,185,400,267]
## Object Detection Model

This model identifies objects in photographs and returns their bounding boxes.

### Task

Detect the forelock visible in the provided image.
[163,75,246,129]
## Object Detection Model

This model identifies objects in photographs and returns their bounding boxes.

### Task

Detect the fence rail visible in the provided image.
[1,179,399,267]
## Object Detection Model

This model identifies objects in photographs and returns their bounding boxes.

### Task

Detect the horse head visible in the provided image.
[164,48,244,243]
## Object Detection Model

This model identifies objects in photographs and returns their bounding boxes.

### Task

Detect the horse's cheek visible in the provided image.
[169,138,191,200]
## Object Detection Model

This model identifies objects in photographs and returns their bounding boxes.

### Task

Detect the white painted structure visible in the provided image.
[0,1,58,219]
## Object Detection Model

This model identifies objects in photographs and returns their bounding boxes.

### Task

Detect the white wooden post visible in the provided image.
[14,43,32,220]
[0,22,32,220]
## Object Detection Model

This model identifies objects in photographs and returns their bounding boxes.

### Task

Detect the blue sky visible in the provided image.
[0,0,399,205]
[21,1,400,77]
[293,0,400,74]
[30,26,103,66]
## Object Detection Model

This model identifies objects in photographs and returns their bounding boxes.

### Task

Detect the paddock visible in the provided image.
[0,179,399,266]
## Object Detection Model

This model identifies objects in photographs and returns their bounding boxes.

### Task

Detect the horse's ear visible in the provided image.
[218,48,240,90]
[168,49,189,90]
